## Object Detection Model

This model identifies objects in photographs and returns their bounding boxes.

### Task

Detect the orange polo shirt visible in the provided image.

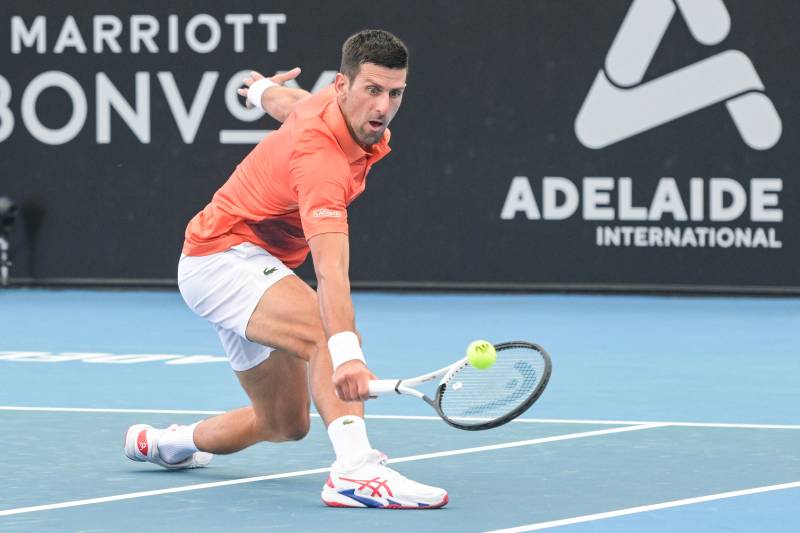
[182,85,391,268]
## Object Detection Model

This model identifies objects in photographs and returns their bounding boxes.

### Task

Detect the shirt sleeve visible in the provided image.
[289,125,352,240]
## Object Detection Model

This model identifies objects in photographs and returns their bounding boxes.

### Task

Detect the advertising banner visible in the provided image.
[1,1,797,292]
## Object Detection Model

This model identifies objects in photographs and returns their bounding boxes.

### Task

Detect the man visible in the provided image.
[124,29,448,509]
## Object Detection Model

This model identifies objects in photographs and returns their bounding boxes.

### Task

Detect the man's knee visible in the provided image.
[281,414,311,441]
[253,406,310,442]
[258,413,310,442]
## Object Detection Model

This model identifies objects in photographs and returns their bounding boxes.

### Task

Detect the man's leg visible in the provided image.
[230,275,446,508]
[135,349,310,466]
[192,350,311,453]
[131,262,447,507]
[193,274,361,454]
[243,276,363,426]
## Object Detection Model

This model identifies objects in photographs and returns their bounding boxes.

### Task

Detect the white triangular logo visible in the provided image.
[575,0,782,150]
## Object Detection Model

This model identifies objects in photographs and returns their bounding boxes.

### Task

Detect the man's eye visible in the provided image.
[390,90,403,98]
[368,87,380,95]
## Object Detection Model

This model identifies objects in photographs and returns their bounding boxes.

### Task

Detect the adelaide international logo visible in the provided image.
[575,0,782,150]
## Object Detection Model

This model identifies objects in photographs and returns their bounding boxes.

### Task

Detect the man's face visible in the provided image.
[336,63,407,148]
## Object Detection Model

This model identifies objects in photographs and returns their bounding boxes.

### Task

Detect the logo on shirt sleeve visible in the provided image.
[312,208,343,218]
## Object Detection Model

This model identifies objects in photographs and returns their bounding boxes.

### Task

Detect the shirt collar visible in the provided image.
[323,94,391,164]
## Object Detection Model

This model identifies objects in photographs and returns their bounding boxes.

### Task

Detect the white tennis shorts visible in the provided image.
[178,242,295,372]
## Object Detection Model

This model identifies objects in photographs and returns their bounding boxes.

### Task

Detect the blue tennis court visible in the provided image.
[1,289,799,531]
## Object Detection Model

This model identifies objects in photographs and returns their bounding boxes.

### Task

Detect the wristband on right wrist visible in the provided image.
[328,331,365,371]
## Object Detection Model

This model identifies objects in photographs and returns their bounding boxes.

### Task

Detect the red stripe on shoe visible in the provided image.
[339,476,394,498]
[136,429,149,457]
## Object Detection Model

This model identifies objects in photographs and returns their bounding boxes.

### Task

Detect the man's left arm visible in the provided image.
[238,68,311,123]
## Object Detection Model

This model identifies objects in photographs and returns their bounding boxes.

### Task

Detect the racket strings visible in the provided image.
[438,353,546,425]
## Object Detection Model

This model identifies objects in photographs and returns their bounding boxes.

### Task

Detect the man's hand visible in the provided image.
[237,67,302,108]
[333,360,378,402]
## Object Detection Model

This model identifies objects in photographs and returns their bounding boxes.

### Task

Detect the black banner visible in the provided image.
[1,1,797,292]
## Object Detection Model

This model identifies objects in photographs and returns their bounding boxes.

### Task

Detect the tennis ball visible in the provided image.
[466,340,496,370]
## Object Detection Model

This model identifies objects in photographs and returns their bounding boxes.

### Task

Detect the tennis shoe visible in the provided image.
[321,449,448,509]
[124,424,213,470]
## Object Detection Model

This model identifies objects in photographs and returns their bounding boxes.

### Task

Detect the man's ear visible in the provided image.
[334,72,349,97]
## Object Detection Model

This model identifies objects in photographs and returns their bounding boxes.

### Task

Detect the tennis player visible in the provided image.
[124,29,448,509]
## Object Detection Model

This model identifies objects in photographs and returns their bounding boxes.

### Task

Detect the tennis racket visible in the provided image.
[368,341,552,431]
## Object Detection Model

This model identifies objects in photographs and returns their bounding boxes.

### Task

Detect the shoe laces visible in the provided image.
[368,450,415,485]
[370,449,389,465]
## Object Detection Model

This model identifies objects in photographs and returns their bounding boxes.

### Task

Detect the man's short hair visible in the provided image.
[340,29,408,81]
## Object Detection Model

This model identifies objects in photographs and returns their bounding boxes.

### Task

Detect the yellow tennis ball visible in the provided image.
[466,340,496,370]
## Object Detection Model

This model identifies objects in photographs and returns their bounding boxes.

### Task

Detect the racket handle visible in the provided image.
[368,379,401,397]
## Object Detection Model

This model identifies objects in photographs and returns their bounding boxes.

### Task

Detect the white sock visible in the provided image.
[158,422,200,464]
[327,416,372,468]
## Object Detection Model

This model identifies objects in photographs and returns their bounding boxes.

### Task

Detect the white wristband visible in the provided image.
[328,331,365,371]
[246,78,278,111]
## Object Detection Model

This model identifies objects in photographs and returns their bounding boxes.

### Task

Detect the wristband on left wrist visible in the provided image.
[246,78,278,111]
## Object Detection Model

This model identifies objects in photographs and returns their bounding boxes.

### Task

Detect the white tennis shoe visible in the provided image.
[124,424,213,470]
[321,449,448,509]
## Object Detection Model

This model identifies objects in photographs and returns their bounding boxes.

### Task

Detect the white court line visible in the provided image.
[362,415,800,431]
[1,406,799,430]
[0,465,329,517]
[0,423,660,517]
[388,423,665,464]
[485,480,800,532]
[0,406,225,415]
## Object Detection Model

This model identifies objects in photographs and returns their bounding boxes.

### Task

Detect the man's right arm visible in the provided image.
[291,131,376,401]
[308,232,376,402]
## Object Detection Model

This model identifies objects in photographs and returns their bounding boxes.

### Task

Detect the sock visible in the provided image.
[158,422,200,464]
[327,416,372,468]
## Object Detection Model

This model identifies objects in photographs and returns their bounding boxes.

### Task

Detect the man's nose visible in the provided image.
[373,93,391,116]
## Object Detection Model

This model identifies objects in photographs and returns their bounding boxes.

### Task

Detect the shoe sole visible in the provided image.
[321,489,448,509]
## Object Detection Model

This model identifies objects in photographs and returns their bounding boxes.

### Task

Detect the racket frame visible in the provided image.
[368,359,463,400]
[368,341,552,431]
